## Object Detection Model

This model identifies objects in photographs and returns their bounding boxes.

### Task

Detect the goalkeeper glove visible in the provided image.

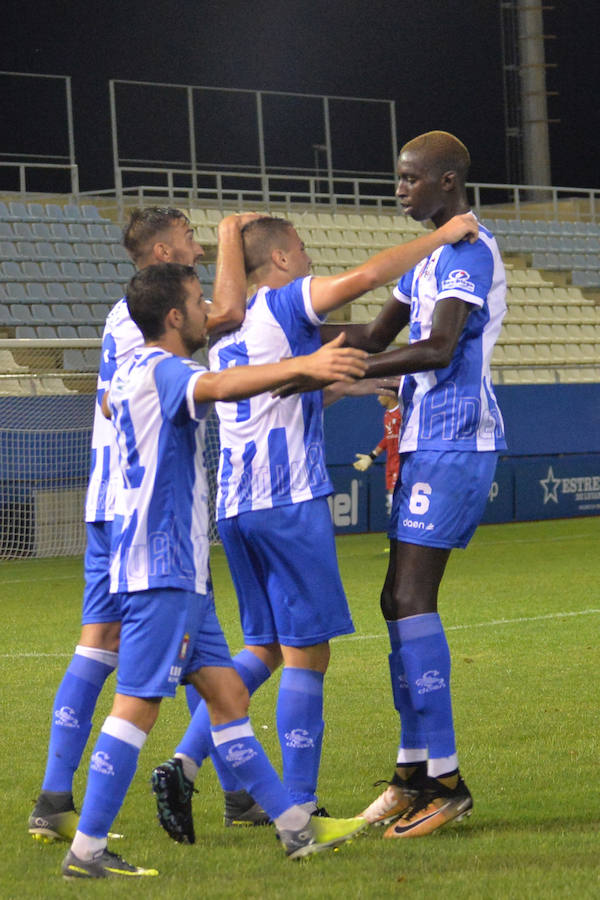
[353,452,374,471]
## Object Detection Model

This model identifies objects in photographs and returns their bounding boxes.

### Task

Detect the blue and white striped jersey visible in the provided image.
[107,347,212,594]
[85,297,143,523]
[208,276,331,520]
[393,223,507,453]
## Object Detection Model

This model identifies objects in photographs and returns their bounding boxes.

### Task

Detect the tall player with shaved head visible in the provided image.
[322,131,507,838]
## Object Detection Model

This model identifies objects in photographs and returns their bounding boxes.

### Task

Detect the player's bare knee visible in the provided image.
[79,620,121,653]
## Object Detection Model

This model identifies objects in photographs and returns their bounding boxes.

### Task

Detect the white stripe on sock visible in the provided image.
[101,715,147,750]
[211,720,254,747]
[75,645,118,668]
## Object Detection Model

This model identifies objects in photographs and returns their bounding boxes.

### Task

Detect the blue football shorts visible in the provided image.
[81,521,122,625]
[116,587,233,698]
[217,497,354,648]
[389,450,499,549]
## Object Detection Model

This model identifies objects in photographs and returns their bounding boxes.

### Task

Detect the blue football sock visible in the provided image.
[42,649,116,793]
[177,649,271,791]
[386,621,427,763]
[185,682,201,716]
[211,717,291,821]
[396,614,457,772]
[77,716,147,839]
[276,667,324,805]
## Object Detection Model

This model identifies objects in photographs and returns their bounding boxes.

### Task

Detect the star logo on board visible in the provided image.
[539,466,561,504]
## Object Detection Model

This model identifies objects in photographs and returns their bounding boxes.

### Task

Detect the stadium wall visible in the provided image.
[325,384,600,533]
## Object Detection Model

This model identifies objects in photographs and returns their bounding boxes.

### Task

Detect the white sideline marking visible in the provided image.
[2,609,599,659]
[1,573,82,585]
[345,608,600,642]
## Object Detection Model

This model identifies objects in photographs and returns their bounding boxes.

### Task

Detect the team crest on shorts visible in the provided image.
[179,632,190,660]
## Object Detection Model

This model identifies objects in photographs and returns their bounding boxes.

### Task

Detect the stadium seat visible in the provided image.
[25,283,49,302]
[73,242,96,260]
[52,303,77,323]
[8,201,29,220]
[81,205,104,222]
[116,262,135,280]
[22,261,44,281]
[30,304,55,324]
[16,240,38,260]
[66,283,87,301]
[31,222,52,240]
[35,325,59,339]
[63,203,86,221]
[57,324,79,338]
[68,223,92,242]
[15,326,38,338]
[5,282,27,302]
[59,261,83,281]
[98,262,119,280]
[49,222,70,241]
[0,261,22,281]
[77,325,100,338]
[47,283,69,301]
[12,221,35,241]
[0,240,17,259]
[45,203,66,219]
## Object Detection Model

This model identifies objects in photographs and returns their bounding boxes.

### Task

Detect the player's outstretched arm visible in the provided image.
[310,212,478,316]
[207,213,263,337]
[193,332,367,403]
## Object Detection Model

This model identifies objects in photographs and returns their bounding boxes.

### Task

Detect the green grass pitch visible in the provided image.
[2,517,599,898]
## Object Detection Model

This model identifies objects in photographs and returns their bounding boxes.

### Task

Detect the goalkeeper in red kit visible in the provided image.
[353,394,401,516]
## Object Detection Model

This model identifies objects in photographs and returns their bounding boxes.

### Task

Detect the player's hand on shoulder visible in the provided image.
[440,212,479,245]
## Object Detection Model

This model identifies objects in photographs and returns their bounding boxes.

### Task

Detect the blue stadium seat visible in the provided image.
[0,240,17,259]
[16,241,38,260]
[63,203,86,221]
[73,243,96,260]
[53,304,77,323]
[30,304,55,323]
[57,324,79,338]
[8,201,30,220]
[50,222,71,241]
[60,261,84,280]
[31,221,52,240]
[104,224,122,241]
[35,242,58,261]
[66,283,87,301]
[0,222,14,239]
[89,243,111,261]
[47,203,77,219]
[116,262,135,280]
[26,202,47,220]
[47,283,69,301]
[71,303,95,322]
[91,303,110,321]
[78,262,100,280]
[35,325,59,338]
[63,349,87,370]
[5,282,27,301]
[85,223,107,241]
[41,261,61,280]
[109,244,129,261]
[15,326,38,338]
[105,282,123,299]
[54,242,77,260]
[98,262,119,280]
[85,283,106,301]
[25,283,50,301]
[12,221,34,240]
[68,223,92,241]
[0,261,22,280]
[77,325,100,338]
[11,304,34,324]
[22,261,44,281]
[81,205,104,222]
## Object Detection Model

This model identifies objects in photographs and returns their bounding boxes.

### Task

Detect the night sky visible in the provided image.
[2,1,598,196]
